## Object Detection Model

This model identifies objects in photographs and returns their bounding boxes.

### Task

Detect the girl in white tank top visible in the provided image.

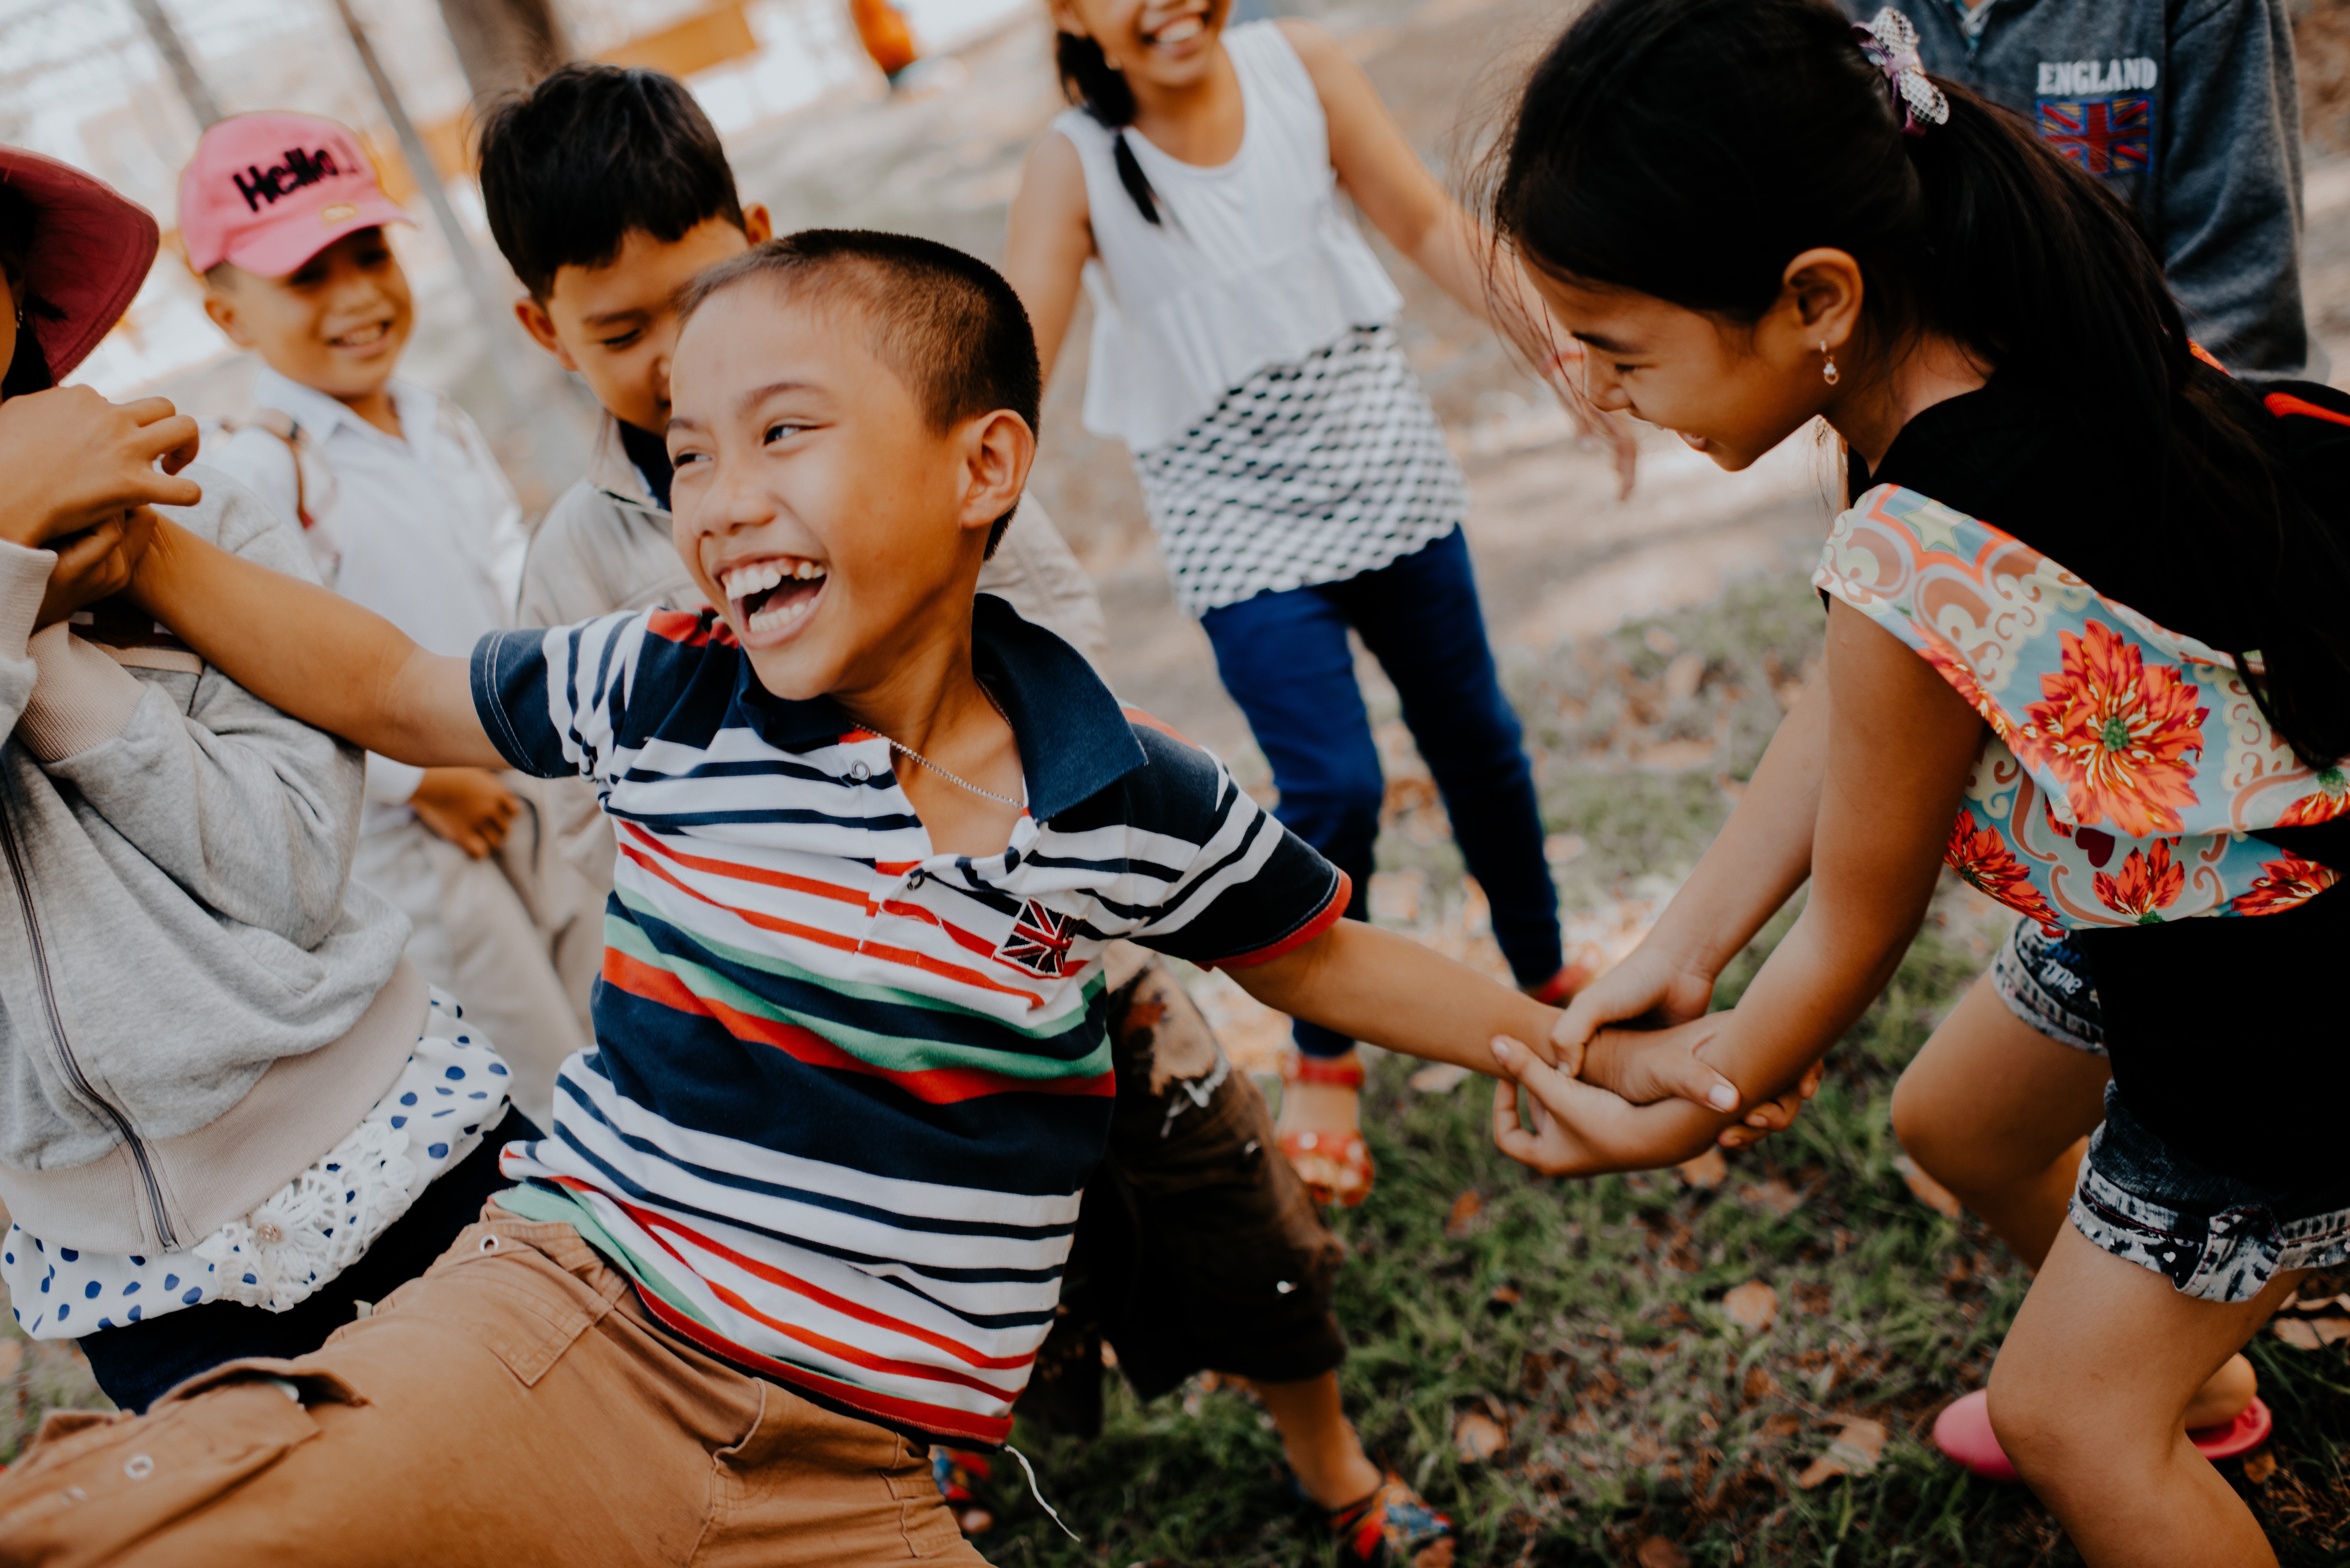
[1005,8,1618,1558]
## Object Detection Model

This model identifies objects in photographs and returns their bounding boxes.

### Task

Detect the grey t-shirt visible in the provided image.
[1849,0,2310,379]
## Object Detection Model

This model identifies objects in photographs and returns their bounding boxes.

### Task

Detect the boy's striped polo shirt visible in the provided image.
[470,594,1346,1447]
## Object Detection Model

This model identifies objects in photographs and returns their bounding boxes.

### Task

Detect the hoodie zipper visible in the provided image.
[0,792,176,1249]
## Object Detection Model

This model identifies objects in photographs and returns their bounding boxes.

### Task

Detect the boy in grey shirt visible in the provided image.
[1852,0,2313,378]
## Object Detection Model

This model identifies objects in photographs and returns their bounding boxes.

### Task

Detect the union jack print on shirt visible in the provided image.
[2036,94,2151,178]
[470,595,1346,1447]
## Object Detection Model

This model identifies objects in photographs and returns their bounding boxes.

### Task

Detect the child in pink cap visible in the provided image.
[182,112,588,1129]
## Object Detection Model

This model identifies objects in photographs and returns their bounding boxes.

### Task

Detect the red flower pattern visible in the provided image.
[2278,769,2350,828]
[1944,813,2060,931]
[2231,852,2340,917]
[2023,621,2206,837]
[2093,839,2185,924]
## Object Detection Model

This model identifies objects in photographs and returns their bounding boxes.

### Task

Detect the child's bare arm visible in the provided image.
[1225,916,1563,1076]
[1491,604,1982,1175]
[127,517,504,769]
[1004,131,1095,396]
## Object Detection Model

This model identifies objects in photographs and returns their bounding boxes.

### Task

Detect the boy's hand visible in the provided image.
[34,507,159,631]
[0,390,202,550]
[1487,1034,1716,1176]
[1551,942,1719,1069]
[409,766,520,858]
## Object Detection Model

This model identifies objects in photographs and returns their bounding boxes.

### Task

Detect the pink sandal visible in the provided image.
[1932,1387,2274,1481]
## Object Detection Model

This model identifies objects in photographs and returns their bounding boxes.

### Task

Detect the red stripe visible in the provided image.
[2266,390,2350,431]
[1206,871,1351,971]
[646,608,736,647]
[598,947,1111,1103]
[621,820,867,908]
[625,1203,1036,1379]
[617,839,1049,1008]
[629,1285,1013,1446]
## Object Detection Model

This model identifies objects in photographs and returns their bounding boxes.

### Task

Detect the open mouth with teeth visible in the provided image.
[720,557,830,641]
[1144,12,1205,47]
[327,322,393,350]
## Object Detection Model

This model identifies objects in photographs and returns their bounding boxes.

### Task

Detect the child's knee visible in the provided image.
[1889,1064,1967,1179]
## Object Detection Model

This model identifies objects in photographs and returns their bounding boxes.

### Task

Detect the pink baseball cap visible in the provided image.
[178,112,411,278]
[0,145,160,382]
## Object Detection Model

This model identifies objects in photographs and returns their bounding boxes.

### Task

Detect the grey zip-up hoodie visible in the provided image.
[0,468,419,1255]
[1851,0,2309,378]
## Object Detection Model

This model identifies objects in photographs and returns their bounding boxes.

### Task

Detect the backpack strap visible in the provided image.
[217,408,314,530]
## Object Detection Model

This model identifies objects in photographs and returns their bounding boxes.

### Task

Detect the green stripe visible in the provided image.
[497,1183,716,1329]
[606,901,1112,1082]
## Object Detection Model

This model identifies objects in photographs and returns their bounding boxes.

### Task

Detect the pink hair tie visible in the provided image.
[1853,8,1949,136]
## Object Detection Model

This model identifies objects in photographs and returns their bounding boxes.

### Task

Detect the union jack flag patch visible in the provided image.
[2036,95,2151,178]
[996,898,1082,978]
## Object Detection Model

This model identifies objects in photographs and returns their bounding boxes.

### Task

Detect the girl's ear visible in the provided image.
[1774,247,1864,353]
[1047,0,1088,41]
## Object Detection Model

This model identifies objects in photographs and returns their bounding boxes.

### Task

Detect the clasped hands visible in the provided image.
[0,387,202,631]
[1483,944,1823,1178]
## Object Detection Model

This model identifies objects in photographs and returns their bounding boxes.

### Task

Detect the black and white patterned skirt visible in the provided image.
[1134,324,1467,617]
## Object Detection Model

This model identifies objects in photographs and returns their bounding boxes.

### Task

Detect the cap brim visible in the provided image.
[218,198,415,280]
[0,146,161,382]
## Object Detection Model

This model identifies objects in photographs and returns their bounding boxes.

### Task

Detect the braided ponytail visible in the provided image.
[1054,31,1162,225]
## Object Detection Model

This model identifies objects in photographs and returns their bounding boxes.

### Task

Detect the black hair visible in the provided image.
[475,62,746,299]
[1054,31,1162,225]
[0,185,57,398]
[676,230,1042,556]
[1489,0,2350,766]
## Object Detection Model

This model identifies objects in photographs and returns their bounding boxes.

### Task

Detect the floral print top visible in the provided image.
[1814,483,2346,932]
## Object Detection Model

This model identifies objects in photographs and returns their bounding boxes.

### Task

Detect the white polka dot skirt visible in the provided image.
[1135,324,1468,618]
[3,988,514,1337]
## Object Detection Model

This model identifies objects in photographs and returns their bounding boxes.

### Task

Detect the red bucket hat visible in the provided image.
[0,145,161,382]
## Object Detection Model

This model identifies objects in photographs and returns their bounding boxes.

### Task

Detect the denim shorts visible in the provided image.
[2071,1085,2350,1303]
[1990,918,2106,1055]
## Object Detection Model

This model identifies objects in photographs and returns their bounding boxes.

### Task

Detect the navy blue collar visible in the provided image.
[734,593,1147,821]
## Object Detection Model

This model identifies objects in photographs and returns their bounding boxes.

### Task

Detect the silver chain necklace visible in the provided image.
[875,686,1023,809]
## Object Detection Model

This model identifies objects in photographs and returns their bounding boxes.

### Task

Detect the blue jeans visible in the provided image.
[1199,528,1561,1056]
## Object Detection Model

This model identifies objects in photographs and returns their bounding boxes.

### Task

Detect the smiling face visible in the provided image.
[1530,262,1857,473]
[665,279,1025,705]
[203,228,412,403]
[1053,0,1227,91]
[516,210,769,436]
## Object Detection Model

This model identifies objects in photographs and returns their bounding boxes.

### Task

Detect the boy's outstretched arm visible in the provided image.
[128,517,504,769]
[1228,917,1563,1078]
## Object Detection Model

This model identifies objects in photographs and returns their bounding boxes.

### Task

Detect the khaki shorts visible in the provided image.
[0,1210,985,1567]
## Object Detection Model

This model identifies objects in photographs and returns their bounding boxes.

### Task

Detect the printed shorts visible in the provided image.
[2071,1085,2350,1304]
[1990,918,2106,1055]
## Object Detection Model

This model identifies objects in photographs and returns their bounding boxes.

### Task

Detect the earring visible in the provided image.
[1820,341,1839,386]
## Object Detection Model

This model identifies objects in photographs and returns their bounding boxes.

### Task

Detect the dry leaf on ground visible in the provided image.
[1794,1418,1888,1489]
[1723,1280,1779,1332]
[2317,1317,2350,1345]
[1445,1189,1485,1239]
[1676,1148,1729,1189]
[1892,1154,1964,1219]
[1635,1536,1692,1568]
[1490,1284,1522,1308]
[1453,1408,1506,1462]
[2243,1451,2278,1484]
[2275,1318,2326,1350]
[0,1338,21,1381]
[1738,1178,1809,1218]
[1743,1364,1779,1403]
[1409,1063,1473,1094]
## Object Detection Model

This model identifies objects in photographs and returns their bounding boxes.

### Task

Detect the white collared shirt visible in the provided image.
[208,367,528,829]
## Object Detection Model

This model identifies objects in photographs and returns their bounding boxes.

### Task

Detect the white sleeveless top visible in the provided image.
[1053,22,1404,454]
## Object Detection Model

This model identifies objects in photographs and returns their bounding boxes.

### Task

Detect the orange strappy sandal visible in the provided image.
[1280,1053,1374,1208]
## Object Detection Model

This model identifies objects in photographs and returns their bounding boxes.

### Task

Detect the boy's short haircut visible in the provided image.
[678,230,1042,555]
[476,63,745,300]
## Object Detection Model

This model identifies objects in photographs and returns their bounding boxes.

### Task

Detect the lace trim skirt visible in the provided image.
[4,988,512,1338]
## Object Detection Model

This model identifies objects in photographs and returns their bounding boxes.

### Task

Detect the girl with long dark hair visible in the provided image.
[1472,4,2350,1561]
